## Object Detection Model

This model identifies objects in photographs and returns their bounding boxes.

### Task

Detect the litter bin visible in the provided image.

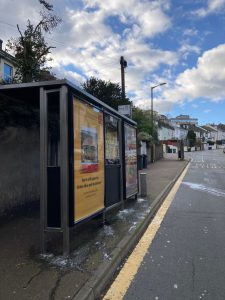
[137,155,143,170]
[143,154,148,168]
[178,150,181,159]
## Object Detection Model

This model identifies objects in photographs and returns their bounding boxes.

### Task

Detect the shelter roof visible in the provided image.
[0,79,136,126]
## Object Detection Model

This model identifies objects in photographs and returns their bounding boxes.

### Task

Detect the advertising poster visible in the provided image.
[105,115,119,163]
[81,127,98,172]
[73,98,104,222]
[124,124,138,198]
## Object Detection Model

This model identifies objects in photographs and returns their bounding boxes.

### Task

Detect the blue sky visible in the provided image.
[1,0,225,124]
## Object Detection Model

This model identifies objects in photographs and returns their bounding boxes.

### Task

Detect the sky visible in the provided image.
[1,0,225,125]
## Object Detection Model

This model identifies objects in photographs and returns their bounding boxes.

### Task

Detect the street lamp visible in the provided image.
[151,82,167,131]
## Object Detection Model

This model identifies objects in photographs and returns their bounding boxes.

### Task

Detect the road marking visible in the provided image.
[103,162,190,300]
[182,182,225,197]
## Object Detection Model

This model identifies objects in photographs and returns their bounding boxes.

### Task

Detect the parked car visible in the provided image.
[223,147,225,153]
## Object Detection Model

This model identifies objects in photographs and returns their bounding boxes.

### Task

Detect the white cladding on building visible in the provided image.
[202,124,225,142]
[157,115,188,141]
[171,122,188,140]
[157,124,174,140]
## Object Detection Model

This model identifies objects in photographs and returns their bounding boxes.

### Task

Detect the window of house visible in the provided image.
[4,63,13,83]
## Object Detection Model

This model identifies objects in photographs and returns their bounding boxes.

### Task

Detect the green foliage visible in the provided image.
[132,107,152,132]
[6,0,61,83]
[137,131,152,143]
[187,129,196,147]
[81,77,131,110]
[132,107,158,143]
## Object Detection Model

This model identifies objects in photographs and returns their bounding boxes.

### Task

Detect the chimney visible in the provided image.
[0,39,3,50]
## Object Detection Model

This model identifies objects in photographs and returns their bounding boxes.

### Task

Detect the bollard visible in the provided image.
[139,173,147,197]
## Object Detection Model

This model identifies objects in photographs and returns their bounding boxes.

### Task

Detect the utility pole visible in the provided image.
[150,82,167,133]
[120,56,127,101]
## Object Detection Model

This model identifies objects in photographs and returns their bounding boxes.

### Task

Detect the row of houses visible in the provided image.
[155,114,225,152]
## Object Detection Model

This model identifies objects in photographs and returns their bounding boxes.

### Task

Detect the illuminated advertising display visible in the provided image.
[124,124,138,198]
[73,98,104,222]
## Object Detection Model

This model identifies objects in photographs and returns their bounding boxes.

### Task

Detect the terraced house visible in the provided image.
[0,39,16,84]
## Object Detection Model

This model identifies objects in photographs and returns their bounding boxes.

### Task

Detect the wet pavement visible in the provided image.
[0,154,188,300]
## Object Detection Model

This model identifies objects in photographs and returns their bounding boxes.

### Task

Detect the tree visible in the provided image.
[6,0,61,83]
[187,130,196,147]
[132,107,158,143]
[81,77,131,110]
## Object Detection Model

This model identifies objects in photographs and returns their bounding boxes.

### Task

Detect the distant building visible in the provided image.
[0,39,16,84]
[170,115,198,130]
[156,115,175,141]
[156,114,188,141]
[190,124,207,140]
[173,124,188,140]
[210,124,225,141]
[202,124,225,142]
[202,124,218,142]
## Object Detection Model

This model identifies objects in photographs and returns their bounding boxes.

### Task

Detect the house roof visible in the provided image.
[191,125,208,132]
[202,124,218,132]
[0,49,16,65]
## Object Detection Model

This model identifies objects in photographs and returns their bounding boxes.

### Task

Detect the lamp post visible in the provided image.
[151,82,167,132]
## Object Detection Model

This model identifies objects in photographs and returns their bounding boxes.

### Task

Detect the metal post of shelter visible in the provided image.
[60,85,70,256]
[118,119,125,208]
[40,85,70,255]
[40,87,47,253]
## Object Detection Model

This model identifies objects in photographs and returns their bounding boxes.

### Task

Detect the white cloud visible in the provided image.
[83,0,171,37]
[139,43,225,115]
[192,104,198,108]
[179,43,201,59]
[0,0,177,114]
[193,0,225,17]
[161,44,225,109]
[5,0,220,120]
[0,0,40,46]
[183,28,198,37]
[48,1,177,102]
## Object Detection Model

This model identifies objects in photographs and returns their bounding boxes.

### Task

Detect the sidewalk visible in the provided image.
[0,156,189,300]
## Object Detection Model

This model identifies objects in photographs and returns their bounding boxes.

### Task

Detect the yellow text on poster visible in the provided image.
[73,98,104,222]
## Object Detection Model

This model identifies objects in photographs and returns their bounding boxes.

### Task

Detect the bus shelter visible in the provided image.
[0,80,138,255]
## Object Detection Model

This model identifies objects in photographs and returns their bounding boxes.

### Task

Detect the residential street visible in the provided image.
[105,149,225,300]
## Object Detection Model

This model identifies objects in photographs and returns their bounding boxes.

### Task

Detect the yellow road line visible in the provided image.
[103,162,190,300]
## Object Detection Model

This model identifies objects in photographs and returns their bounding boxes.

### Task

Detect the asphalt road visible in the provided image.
[123,149,225,300]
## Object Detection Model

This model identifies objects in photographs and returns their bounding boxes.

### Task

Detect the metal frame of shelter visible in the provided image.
[0,80,138,255]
